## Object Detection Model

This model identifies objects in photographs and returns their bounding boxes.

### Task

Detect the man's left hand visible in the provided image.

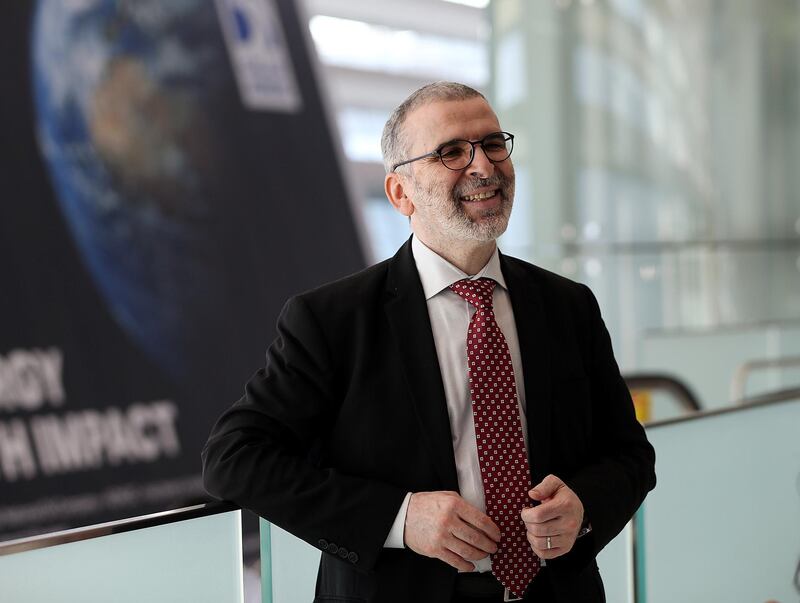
[520,474,584,560]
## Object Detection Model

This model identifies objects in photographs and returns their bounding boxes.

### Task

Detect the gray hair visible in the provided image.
[380,81,486,173]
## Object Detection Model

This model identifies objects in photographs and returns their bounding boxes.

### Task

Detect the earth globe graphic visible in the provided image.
[30,0,279,383]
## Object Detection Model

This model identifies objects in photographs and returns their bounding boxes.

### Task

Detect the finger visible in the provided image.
[526,513,582,540]
[528,534,562,551]
[531,544,563,560]
[528,532,577,560]
[456,503,501,542]
[528,536,564,560]
[522,499,563,524]
[452,522,499,555]
[527,498,583,535]
[529,474,564,502]
[523,517,561,538]
[439,548,477,572]
[446,534,494,561]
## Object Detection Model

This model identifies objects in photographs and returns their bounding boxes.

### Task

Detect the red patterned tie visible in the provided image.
[450,277,539,599]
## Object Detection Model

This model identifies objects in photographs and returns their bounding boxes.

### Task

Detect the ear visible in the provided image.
[385,171,414,217]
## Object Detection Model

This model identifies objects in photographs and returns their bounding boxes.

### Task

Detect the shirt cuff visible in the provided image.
[472,555,492,572]
[383,492,412,548]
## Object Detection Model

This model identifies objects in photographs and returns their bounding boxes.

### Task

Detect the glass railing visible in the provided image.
[0,502,243,603]
[635,394,800,603]
[260,519,319,602]
[600,392,800,603]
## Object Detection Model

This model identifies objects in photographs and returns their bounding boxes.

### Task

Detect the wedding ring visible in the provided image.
[546,536,552,550]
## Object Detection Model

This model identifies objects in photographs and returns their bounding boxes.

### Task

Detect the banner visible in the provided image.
[0,0,365,542]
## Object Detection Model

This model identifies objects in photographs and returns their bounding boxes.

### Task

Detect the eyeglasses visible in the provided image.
[392,131,515,172]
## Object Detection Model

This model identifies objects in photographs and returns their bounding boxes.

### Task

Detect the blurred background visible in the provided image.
[0,0,799,601]
[312,0,800,418]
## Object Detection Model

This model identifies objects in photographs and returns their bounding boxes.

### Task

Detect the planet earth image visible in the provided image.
[31,0,282,383]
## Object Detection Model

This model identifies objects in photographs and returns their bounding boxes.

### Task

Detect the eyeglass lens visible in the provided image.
[439,133,512,170]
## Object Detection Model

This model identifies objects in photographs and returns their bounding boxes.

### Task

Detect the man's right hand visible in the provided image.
[403,491,500,571]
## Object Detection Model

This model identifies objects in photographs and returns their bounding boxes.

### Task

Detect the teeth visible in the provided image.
[462,190,497,201]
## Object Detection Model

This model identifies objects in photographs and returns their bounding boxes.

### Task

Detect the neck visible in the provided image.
[414,233,497,275]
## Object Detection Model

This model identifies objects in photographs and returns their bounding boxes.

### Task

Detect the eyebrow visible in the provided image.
[435,131,505,149]
[437,137,462,147]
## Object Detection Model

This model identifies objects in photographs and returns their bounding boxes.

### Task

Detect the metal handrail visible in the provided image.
[646,386,800,429]
[0,500,237,557]
[736,386,800,407]
[730,356,800,403]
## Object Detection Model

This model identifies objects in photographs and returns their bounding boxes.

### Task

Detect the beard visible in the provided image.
[411,170,515,243]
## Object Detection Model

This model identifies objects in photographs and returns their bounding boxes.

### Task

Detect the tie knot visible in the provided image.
[449,277,496,309]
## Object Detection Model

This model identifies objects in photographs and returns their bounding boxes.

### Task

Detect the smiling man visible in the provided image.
[202,82,656,602]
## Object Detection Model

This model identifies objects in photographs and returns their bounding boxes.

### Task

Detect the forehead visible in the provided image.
[403,97,501,152]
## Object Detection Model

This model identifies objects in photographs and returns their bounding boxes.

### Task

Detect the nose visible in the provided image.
[467,144,495,178]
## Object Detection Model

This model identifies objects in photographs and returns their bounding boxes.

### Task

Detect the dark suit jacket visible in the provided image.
[201,238,656,602]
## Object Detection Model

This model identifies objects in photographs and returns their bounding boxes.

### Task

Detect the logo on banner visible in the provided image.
[215,0,303,112]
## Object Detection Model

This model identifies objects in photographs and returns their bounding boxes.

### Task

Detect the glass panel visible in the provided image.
[0,510,243,603]
[259,519,319,603]
[638,398,800,602]
[596,521,634,603]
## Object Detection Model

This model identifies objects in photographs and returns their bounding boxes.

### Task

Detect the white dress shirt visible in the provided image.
[384,236,529,573]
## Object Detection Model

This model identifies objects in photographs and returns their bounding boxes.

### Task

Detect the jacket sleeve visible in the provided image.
[201,294,408,572]
[561,284,656,566]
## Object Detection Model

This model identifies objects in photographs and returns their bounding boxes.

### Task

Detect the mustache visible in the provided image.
[453,174,512,198]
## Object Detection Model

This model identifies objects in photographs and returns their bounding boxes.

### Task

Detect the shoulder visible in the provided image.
[501,253,593,301]
[277,257,395,328]
[500,253,602,334]
[296,258,392,306]
[276,240,416,332]
[291,239,415,311]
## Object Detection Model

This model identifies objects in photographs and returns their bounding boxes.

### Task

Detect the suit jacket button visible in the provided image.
[337,547,348,559]
[326,543,339,554]
[318,539,328,550]
[347,552,358,564]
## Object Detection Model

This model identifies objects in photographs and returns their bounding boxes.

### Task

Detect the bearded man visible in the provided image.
[202,81,656,602]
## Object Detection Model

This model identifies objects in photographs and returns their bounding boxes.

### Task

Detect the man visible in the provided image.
[202,82,655,602]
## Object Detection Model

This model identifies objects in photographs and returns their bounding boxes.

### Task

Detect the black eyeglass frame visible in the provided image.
[391,131,515,172]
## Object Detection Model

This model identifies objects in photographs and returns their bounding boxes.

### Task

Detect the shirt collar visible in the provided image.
[411,235,507,301]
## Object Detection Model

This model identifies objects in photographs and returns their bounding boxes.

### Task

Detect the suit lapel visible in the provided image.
[384,239,459,490]
[501,254,554,479]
